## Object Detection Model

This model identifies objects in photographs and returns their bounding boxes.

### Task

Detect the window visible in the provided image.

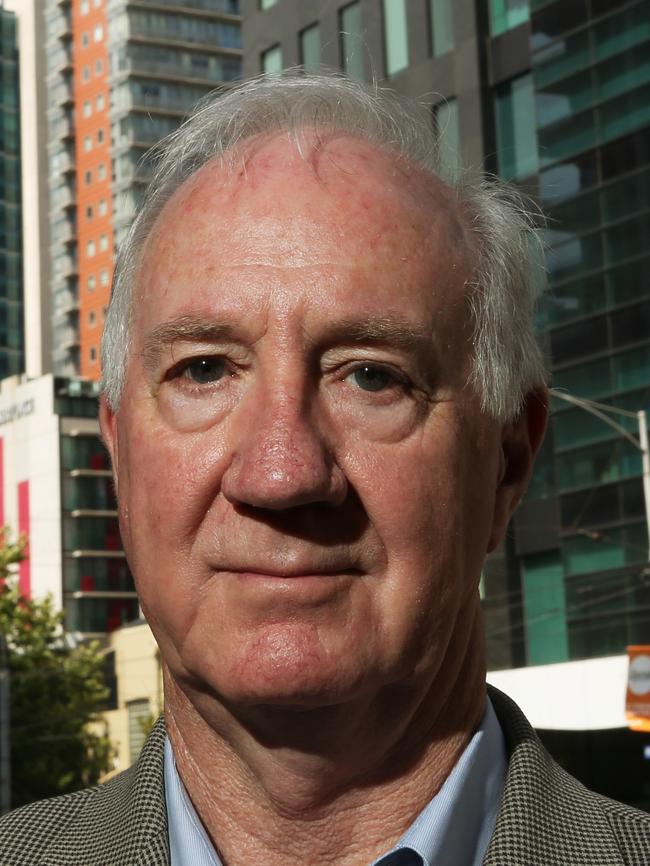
[96,93,105,111]
[97,129,104,144]
[260,0,278,7]
[82,65,91,82]
[95,59,103,75]
[522,551,568,665]
[340,2,364,81]
[98,198,107,216]
[536,70,593,131]
[128,699,150,764]
[85,169,92,184]
[99,233,108,252]
[87,240,96,258]
[383,0,409,76]
[100,268,109,286]
[494,73,538,180]
[82,32,90,48]
[87,274,96,290]
[98,163,106,180]
[300,24,320,70]
[435,98,460,178]
[81,0,89,13]
[490,0,529,36]
[83,100,92,118]
[89,310,96,326]
[90,346,97,362]
[261,44,282,75]
[84,135,92,153]
[94,25,103,42]
[430,0,453,57]
[86,205,93,220]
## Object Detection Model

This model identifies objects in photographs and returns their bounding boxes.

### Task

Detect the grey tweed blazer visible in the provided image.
[1,687,649,865]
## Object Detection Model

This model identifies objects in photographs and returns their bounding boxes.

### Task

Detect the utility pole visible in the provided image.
[549,389,650,562]
[0,631,9,815]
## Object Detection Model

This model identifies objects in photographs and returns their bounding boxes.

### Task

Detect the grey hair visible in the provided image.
[101,72,547,420]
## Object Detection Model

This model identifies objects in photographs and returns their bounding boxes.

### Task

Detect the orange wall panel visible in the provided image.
[72,0,113,380]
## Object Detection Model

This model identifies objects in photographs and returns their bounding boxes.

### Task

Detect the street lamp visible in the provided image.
[549,388,650,562]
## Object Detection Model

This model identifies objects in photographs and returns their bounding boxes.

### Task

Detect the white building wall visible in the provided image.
[0,374,62,604]
[488,654,629,731]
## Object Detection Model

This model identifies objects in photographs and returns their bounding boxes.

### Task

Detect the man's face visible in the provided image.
[102,135,525,709]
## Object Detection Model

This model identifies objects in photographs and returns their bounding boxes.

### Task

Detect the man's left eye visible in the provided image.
[183,358,227,384]
[348,365,398,392]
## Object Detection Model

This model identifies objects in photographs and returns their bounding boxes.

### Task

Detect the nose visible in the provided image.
[221,387,348,511]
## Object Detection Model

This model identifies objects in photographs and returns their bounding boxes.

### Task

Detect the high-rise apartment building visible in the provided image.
[0,5,22,380]
[0,372,138,636]
[242,0,650,806]
[46,0,242,381]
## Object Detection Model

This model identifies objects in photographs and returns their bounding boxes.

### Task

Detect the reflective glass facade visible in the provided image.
[486,0,650,669]
[383,0,409,76]
[0,10,23,379]
[340,2,365,81]
[490,0,530,36]
[430,0,454,57]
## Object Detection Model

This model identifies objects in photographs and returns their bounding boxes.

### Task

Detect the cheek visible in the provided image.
[115,419,232,638]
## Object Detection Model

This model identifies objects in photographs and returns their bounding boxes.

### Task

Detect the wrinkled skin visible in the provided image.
[100,134,546,862]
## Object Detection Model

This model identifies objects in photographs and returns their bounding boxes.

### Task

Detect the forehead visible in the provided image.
[136,133,474,328]
[148,132,470,256]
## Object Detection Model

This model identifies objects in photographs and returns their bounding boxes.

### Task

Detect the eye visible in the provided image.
[182,357,228,384]
[348,364,398,392]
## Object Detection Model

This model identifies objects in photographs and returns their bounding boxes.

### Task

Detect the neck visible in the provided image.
[165,609,486,866]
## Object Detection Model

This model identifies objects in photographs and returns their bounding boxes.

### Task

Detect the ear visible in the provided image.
[99,394,119,494]
[487,388,548,552]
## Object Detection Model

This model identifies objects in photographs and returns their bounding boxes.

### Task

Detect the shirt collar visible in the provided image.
[373,697,506,866]
[164,697,506,866]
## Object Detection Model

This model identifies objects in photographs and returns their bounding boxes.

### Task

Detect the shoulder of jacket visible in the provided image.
[0,770,132,865]
[594,792,650,865]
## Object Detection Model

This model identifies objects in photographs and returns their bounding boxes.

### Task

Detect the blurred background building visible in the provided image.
[44,0,241,380]
[0,5,22,380]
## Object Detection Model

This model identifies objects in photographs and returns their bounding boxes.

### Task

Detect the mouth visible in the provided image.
[233,566,361,579]
[214,566,363,601]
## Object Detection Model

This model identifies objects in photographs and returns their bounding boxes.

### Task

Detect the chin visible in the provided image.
[186,623,373,709]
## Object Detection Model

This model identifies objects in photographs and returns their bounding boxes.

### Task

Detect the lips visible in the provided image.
[220,565,361,579]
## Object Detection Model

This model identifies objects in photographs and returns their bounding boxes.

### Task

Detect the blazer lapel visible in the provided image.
[44,717,170,866]
[483,686,625,866]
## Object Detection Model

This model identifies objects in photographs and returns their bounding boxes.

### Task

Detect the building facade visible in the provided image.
[0,373,139,635]
[45,0,242,381]
[0,5,22,380]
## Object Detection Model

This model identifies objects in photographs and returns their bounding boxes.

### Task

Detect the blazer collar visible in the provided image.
[484,685,625,866]
[44,717,169,866]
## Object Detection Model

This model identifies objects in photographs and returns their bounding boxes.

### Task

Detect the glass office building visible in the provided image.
[484,0,650,670]
[0,7,23,379]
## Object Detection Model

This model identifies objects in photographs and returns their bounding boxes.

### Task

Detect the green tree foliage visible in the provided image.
[0,530,113,808]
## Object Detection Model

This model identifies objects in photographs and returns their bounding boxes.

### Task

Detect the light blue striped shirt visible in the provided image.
[164,698,506,866]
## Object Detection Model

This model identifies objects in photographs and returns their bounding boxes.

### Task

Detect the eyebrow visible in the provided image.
[141,315,239,375]
[317,317,433,350]
[140,313,435,375]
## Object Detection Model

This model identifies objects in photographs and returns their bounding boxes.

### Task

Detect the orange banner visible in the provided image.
[626,646,650,732]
